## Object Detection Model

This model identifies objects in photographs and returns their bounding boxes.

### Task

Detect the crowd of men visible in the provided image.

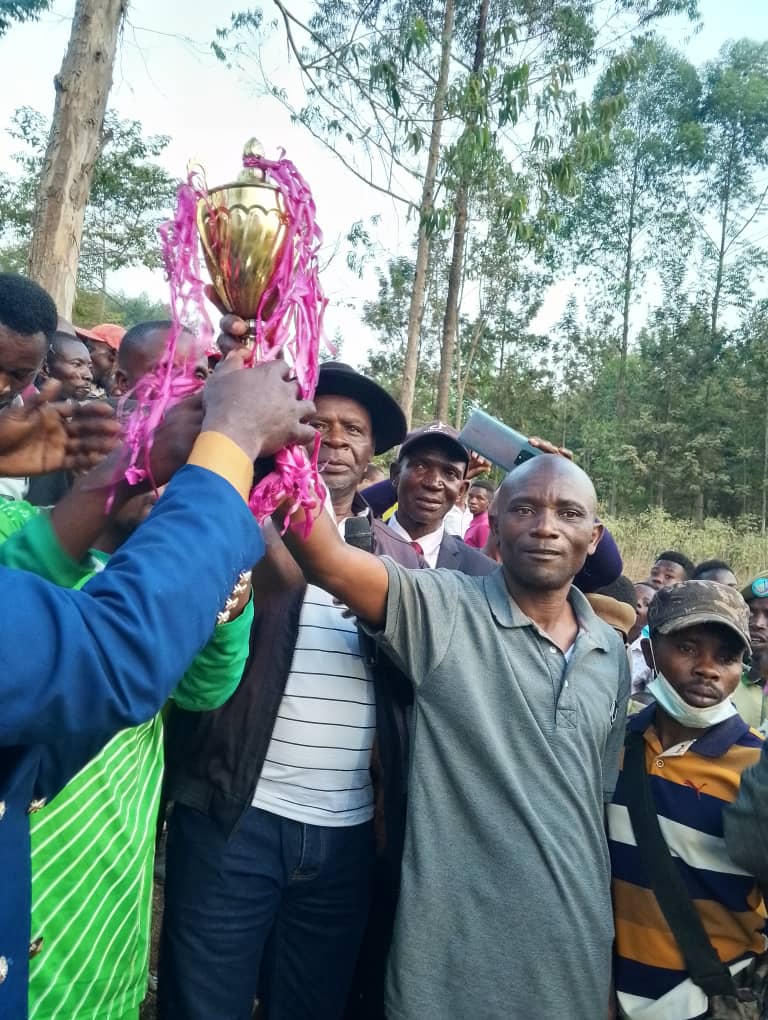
[1,267,768,1020]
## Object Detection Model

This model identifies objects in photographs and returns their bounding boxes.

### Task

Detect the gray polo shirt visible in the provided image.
[368,559,630,1020]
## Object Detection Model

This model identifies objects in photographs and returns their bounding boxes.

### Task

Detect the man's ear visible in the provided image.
[587,520,604,555]
[490,511,500,542]
[391,460,403,496]
[112,369,128,396]
[641,637,654,670]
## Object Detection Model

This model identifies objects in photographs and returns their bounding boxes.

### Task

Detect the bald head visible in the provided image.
[494,455,601,595]
[498,455,597,517]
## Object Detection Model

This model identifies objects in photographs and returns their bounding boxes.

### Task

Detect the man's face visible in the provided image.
[0,324,46,409]
[650,559,687,590]
[312,394,374,501]
[88,340,117,386]
[396,442,468,534]
[115,329,209,392]
[747,599,768,652]
[49,339,93,400]
[494,467,600,592]
[468,485,491,517]
[645,624,744,708]
[634,583,656,630]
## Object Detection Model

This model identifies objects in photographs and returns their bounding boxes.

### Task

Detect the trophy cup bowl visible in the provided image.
[196,141,288,344]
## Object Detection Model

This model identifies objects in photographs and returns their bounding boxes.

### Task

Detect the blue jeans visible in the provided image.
[158,803,375,1020]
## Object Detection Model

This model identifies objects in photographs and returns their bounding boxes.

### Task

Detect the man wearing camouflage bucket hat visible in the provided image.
[607,581,768,1020]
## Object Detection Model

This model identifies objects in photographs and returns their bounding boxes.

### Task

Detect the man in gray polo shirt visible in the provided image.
[278,454,630,1019]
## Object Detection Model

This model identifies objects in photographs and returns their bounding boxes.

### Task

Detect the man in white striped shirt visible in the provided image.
[160,361,417,1020]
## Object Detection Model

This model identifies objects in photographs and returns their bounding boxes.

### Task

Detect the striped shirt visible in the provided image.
[608,705,767,1020]
[29,720,163,1020]
[252,583,376,826]
[0,501,255,1019]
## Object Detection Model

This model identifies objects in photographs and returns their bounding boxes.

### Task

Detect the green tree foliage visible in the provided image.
[0,107,177,319]
[219,0,699,422]
[696,39,768,337]
[0,0,52,37]
[72,289,170,329]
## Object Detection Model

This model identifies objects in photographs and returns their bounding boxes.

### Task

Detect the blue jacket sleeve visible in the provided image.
[0,464,264,747]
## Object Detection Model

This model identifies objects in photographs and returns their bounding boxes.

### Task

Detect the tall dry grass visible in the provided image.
[603,509,768,585]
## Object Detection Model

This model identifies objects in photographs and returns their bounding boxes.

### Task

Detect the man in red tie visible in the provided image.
[386,422,496,575]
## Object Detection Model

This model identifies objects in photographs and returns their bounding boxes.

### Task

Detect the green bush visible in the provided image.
[603,508,768,584]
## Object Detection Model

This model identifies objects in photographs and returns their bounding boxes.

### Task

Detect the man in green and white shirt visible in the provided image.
[0,494,253,1020]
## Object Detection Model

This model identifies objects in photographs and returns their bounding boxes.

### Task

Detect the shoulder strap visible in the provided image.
[623,730,738,999]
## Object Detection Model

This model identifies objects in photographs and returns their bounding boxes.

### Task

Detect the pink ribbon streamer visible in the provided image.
[195,150,329,531]
[115,150,328,534]
[113,179,212,500]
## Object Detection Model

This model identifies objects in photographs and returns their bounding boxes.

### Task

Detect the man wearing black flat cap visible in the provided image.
[159,362,420,1020]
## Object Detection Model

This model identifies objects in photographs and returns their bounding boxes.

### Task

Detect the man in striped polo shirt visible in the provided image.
[608,581,767,1019]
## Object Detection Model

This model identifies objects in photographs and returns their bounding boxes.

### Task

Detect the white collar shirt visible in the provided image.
[388,513,444,568]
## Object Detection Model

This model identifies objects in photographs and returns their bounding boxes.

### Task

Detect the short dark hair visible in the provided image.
[655,550,695,577]
[469,478,496,495]
[0,273,57,338]
[118,320,174,366]
[597,575,636,609]
[691,559,733,580]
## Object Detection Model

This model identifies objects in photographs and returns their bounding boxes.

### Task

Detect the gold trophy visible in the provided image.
[196,138,288,346]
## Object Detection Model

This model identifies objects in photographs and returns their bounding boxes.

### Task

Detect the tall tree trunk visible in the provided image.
[400,0,455,428]
[27,0,126,318]
[454,315,484,428]
[711,132,737,339]
[608,159,639,515]
[435,0,489,421]
[436,204,468,420]
[762,374,768,535]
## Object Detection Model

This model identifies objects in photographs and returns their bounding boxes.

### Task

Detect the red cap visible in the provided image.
[74,323,126,351]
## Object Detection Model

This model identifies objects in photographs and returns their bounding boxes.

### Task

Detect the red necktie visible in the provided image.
[411,541,424,556]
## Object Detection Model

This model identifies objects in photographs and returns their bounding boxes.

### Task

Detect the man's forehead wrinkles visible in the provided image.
[504,487,589,508]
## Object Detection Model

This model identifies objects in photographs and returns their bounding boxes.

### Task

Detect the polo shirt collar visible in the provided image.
[629,702,751,758]
[482,570,611,652]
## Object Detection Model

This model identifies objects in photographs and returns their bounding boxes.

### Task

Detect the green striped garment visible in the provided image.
[28,718,163,1020]
[0,500,254,1020]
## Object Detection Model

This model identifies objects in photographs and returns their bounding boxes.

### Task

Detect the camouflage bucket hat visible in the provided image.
[648,580,751,653]
[741,572,768,604]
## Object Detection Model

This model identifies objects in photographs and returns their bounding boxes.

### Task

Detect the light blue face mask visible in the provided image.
[646,672,738,729]
[646,639,738,729]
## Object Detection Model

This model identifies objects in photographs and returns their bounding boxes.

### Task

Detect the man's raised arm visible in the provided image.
[278,503,390,627]
[0,356,317,748]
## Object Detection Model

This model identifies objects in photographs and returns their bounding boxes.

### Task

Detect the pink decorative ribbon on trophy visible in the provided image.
[117,142,328,532]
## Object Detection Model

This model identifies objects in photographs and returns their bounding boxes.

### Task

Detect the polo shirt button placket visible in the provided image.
[655,759,665,769]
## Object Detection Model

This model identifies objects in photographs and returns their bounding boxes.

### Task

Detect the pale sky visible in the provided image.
[0,0,766,365]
